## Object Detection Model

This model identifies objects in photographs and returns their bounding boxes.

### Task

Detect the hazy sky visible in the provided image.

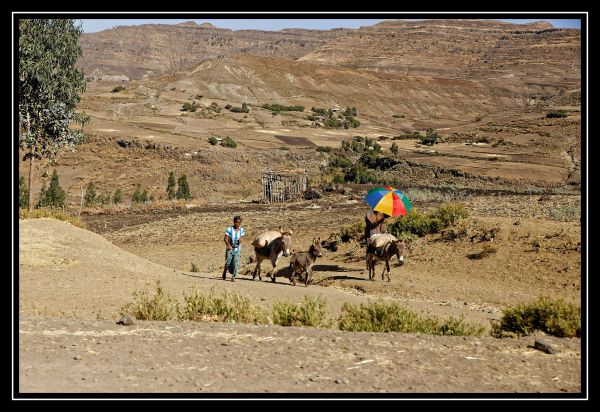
[80,18,582,33]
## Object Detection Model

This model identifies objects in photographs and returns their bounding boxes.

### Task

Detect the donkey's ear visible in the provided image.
[313,237,316,243]
[279,226,283,232]
[289,229,294,235]
[317,237,321,242]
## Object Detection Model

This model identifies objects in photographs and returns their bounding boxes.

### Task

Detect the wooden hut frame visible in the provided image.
[262,169,307,203]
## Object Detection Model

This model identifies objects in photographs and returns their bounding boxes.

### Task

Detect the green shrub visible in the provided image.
[230,103,249,113]
[272,296,331,327]
[177,288,268,324]
[344,164,379,184]
[96,193,111,206]
[141,187,150,203]
[84,182,97,207]
[166,171,176,200]
[419,128,439,145]
[208,136,219,145]
[329,154,353,168]
[340,221,366,242]
[431,203,469,227]
[36,169,65,209]
[112,188,123,204]
[262,104,304,112]
[182,101,200,112]
[392,114,404,118]
[131,184,142,203]
[388,203,468,237]
[221,137,237,148]
[338,301,484,335]
[390,142,399,156]
[316,146,332,153]
[111,85,126,93]
[491,297,580,338]
[176,175,191,200]
[311,107,328,116]
[19,176,29,209]
[119,280,176,321]
[546,111,567,118]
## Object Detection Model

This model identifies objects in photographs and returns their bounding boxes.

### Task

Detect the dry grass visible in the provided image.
[19,208,86,229]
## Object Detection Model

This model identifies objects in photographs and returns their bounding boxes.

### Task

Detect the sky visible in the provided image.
[80,18,582,33]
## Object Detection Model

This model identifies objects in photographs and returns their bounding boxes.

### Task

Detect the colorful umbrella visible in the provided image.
[364,186,412,217]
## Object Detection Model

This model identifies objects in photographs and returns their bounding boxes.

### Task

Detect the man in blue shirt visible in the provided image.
[223,215,245,281]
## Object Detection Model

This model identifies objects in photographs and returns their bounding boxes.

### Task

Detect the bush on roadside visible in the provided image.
[491,296,580,338]
[338,301,484,335]
[272,296,331,328]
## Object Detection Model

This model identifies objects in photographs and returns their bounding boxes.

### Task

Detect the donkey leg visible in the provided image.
[381,263,387,281]
[386,261,391,282]
[369,259,376,281]
[290,264,297,286]
[270,258,277,283]
[305,268,311,287]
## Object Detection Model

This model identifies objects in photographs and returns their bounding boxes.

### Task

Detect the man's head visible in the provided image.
[375,211,389,220]
[233,215,242,228]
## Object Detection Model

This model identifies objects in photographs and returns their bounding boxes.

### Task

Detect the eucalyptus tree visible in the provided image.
[19,19,88,211]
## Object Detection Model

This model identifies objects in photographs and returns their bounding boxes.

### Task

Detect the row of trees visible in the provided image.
[166,172,191,200]
[18,168,195,210]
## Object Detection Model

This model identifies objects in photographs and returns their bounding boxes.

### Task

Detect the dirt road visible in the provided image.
[19,316,581,394]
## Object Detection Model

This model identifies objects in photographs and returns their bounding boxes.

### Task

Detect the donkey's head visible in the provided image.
[309,237,322,258]
[389,240,406,266]
[279,230,294,257]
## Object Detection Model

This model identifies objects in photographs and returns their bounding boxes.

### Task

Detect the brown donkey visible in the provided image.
[366,240,405,282]
[289,237,322,286]
[252,230,294,283]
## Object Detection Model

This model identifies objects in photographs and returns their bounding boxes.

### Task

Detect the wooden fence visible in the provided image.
[262,170,307,203]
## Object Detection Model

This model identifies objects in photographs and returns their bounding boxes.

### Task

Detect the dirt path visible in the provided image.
[19,316,580,394]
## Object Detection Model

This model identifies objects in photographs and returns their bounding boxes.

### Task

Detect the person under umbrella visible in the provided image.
[363,186,412,259]
[364,210,390,259]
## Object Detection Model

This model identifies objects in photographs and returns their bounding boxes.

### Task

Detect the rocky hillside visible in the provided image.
[298,19,581,98]
[147,54,517,120]
[78,22,347,80]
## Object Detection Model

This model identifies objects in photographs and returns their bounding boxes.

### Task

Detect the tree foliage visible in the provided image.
[19,19,88,159]
[166,171,176,200]
[19,177,29,209]
[84,182,96,207]
[36,169,66,209]
[176,175,191,200]
[112,188,123,204]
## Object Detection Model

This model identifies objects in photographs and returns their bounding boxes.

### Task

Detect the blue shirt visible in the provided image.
[225,226,245,252]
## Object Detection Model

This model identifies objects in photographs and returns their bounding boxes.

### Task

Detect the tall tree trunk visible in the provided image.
[26,112,34,212]
[28,146,34,212]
